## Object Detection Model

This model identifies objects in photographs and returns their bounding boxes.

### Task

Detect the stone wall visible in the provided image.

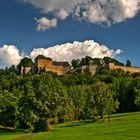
[88,65,103,74]
[109,63,140,73]
[63,66,71,74]
[45,65,63,75]
[35,56,71,75]
[71,65,102,74]
[36,59,53,69]
[21,66,32,75]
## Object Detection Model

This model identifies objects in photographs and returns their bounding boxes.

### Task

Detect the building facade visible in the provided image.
[35,55,71,75]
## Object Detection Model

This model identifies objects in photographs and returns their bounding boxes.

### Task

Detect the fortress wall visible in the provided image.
[88,65,103,74]
[24,67,32,74]
[52,65,63,71]
[35,55,72,75]
[21,66,32,75]
[37,59,53,68]
[63,66,71,74]
[78,65,101,74]
[79,66,88,73]
[45,67,63,75]
[109,63,140,73]
[88,65,98,74]
[45,65,64,75]
[36,58,70,74]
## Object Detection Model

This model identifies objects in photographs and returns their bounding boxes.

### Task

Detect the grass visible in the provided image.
[1,112,140,140]
[0,127,29,140]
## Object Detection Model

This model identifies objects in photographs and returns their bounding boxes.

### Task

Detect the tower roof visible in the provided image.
[35,55,52,61]
[53,61,70,67]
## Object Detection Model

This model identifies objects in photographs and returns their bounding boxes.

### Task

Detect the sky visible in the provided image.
[0,0,140,67]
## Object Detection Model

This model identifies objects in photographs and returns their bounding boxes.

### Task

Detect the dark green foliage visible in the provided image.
[126,59,132,66]
[18,57,34,67]
[0,90,18,127]
[71,59,80,68]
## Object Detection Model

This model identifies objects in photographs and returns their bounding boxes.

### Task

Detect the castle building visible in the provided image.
[35,55,71,75]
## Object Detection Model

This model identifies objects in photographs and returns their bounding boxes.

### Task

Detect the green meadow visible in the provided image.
[1,112,140,140]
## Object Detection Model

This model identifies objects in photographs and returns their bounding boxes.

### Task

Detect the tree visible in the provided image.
[17,57,34,74]
[18,81,38,131]
[18,57,34,67]
[91,82,118,121]
[71,59,80,68]
[133,78,140,110]
[0,90,18,127]
[126,60,132,67]
[79,56,94,66]
[68,85,86,120]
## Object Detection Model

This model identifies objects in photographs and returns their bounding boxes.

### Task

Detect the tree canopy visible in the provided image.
[18,57,34,68]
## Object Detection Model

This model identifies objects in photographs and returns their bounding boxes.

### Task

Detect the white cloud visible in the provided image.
[36,17,57,31]
[82,2,107,24]
[0,45,23,67]
[21,0,88,13]
[114,49,122,56]
[83,0,140,24]
[21,0,140,25]
[30,40,122,62]
[56,8,69,20]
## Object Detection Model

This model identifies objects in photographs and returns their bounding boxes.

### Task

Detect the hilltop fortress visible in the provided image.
[21,55,140,75]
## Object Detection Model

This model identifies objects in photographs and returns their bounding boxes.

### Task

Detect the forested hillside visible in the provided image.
[0,57,140,132]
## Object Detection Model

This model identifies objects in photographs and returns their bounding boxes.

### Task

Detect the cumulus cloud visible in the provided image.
[21,0,140,26]
[82,2,107,24]
[35,17,57,31]
[0,45,23,67]
[56,8,69,20]
[114,49,122,56]
[30,40,122,62]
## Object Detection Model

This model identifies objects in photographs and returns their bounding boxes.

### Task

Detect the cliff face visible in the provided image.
[109,63,140,73]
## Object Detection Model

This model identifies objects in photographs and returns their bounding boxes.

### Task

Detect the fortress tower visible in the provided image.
[35,55,71,75]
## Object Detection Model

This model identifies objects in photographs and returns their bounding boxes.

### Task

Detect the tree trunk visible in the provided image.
[108,114,111,122]
[100,107,105,121]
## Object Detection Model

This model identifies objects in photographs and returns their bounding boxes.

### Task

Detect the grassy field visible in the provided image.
[0,127,29,140]
[0,112,140,140]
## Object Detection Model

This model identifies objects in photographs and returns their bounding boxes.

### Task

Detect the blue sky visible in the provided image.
[0,0,140,67]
